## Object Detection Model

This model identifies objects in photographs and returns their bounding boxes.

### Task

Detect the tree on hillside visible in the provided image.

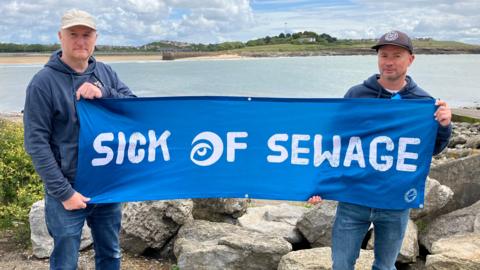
[319,33,337,43]
[292,32,301,39]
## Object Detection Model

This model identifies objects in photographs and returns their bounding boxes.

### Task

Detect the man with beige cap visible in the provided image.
[24,9,135,269]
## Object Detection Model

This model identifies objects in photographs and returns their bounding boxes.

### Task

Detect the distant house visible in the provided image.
[415,37,433,41]
[297,37,316,43]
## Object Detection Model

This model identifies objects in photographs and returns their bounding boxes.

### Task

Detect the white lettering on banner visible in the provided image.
[291,134,310,165]
[266,134,421,172]
[128,132,146,164]
[116,132,126,164]
[267,134,288,163]
[227,132,248,162]
[343,136,366,168]
[313,135,341,167]
[369,136,394,171]
[397,137,420,172]
[91,130,171,166]
[149,130,171,162]
[91,130,421,172]
[92,132,114,166]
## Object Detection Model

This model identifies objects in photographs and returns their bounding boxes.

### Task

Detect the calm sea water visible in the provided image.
[0,55,479,112]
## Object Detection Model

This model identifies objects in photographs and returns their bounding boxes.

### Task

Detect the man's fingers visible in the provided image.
[307,195,322,205]
[76,82,102,100]
[78,192,91,203]
[433,100,452,127]
[435,99,447,107]
[76,89,82,100]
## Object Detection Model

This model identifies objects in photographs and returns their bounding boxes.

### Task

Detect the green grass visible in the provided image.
[229,42,371,53]
[412,40,480,49]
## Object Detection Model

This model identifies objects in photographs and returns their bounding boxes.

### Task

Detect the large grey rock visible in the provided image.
[443,148,477,159]
[410,177,454,220]
[120,200,193,255]
[367,219,418,263]
[174,219,292,270]
[296,200,337,247]
[277,247,374,270]
[238,203,308,244]
[429,154,480,215]
[420,200,480,252]
[192,198,248,224]
[29,200,92,259]
[465,135,480,149]
[425,233,480,270]
[448,135,467,148]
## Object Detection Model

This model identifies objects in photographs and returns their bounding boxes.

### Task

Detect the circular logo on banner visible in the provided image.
[190,131,223,166]
[404,188,417,203]
[385,31,399,41]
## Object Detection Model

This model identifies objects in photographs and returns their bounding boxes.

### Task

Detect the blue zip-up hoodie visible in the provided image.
[345,74,451,155]
[24,50,136,201]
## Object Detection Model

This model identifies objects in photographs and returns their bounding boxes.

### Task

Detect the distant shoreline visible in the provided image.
[2,107,479,122]
[1,48,479,64]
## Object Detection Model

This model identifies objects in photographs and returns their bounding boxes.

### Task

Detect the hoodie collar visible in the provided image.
[45,50,97,76]
[365,74,416,98]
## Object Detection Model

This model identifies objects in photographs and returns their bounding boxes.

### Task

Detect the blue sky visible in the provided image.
[0,0,479,46]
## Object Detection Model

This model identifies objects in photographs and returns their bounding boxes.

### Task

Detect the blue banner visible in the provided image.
[75,97,437,209]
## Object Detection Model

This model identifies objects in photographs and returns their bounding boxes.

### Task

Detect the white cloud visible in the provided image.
[0,0,478,45]
[172,0,254,43]
[0,0,255,45]
[243,0,480,44]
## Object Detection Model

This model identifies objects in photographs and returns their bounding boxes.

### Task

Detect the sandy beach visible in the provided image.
[0,53,243,64]
[177,53,244,61]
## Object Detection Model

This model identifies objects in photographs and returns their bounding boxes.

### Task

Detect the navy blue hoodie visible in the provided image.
[345,74,451,155]
[24,50,136,201]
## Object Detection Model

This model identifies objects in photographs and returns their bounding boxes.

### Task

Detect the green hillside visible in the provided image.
[1,31,479,55]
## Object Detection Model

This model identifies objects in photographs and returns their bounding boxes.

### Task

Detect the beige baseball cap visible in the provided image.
[61,9,96,30]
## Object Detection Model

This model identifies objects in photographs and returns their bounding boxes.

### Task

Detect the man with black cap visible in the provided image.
[308,30,452,270]
[24,9,135,269]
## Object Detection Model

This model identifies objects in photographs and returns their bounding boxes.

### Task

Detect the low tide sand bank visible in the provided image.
[0,54,163,64]
[0,53,243,64]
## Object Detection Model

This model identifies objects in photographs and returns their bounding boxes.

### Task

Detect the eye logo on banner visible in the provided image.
[404,188,418,203]
[190,131,224,166]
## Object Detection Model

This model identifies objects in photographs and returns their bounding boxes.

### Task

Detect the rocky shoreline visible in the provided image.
[236,47,480,58]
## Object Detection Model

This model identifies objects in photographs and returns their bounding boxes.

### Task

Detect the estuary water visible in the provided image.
[0,54,478,112]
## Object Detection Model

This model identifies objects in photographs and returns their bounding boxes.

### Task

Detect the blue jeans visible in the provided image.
[332,202,409,270]
[45,194,122,270]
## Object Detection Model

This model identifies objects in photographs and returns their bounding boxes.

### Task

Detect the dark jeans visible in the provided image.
[45,194,122,270]
[332,202,410,270]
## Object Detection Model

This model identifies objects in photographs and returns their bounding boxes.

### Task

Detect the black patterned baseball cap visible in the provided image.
[372,30,413,54]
